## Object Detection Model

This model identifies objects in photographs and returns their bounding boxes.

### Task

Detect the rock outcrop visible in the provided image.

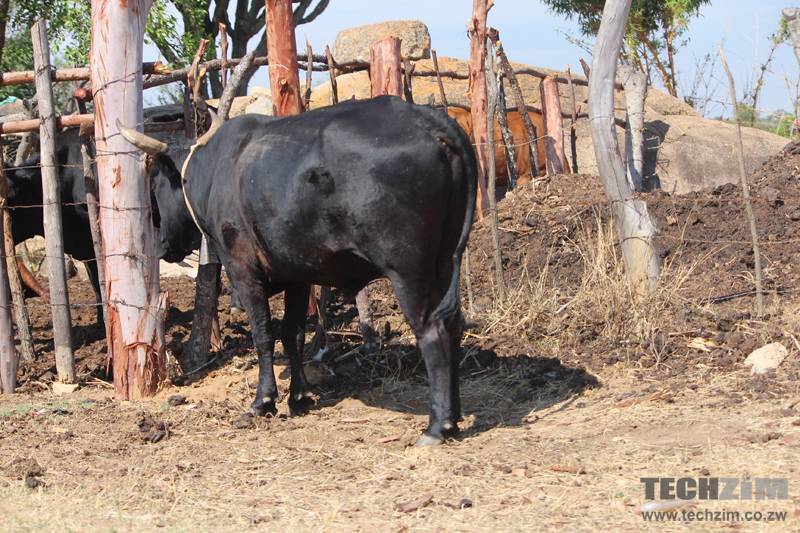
[332,20,431,63]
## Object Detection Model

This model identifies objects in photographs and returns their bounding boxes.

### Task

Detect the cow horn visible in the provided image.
[115,119,168,155]
[195,109,222,146]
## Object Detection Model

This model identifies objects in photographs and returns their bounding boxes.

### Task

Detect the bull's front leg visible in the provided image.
[282,284,315,416]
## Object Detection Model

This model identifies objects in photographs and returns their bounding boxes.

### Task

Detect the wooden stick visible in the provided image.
[491,34,540,178]
[305,38,313,111]
[580,58,591,79]
[32,19,74,382]
[565,65,579,174]
[77,98,107,331]
[484,38,505,302]
[431,50,449,111]
[182,85,193,140]
[219,23,229,91]
[325,46,338,105]
[719,45,763,317]
[188,39,210,102]
[0,144,35,361]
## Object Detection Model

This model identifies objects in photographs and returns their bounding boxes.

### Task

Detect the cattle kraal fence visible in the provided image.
[0,20,781,400]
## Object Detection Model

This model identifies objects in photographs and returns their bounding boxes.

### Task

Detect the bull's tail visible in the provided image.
[429,111,479,329]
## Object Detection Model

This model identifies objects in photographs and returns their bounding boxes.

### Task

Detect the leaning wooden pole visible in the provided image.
[91,0,168,399]
[32,20,75,382]
[0,147,35,360]
[484,39,506,303]
[588,0,660,295]
[492,38,540,179]
[468,0,493,219]
[0,209,15,392]
[76,95,107,331]
[719,46,764,317]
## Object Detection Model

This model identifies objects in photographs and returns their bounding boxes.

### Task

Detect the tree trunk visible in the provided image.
[266,0,302,117]
[588,0,660,295]
[91,0,168,400]
[539,74,566,175]
[785,9,800,70]
[32,20,75,382]
[618,65,646,191]
[468,0,493,219]
[369,38,402,98]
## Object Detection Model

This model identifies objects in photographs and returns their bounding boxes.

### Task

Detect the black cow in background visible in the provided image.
[119,96,477,446]
[4,104,246,323]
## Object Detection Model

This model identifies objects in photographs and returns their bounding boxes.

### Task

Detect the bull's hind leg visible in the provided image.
[230,273,280,417]
[282,284,315,416]
[387,272,459,446]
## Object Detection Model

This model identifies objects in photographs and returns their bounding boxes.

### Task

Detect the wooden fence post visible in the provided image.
[618,65,646,190]
[370,38,402,98]
[266,0,303,117]
[468,0,493,219]
[32,19,75,382]
[539,74,566,175]
[91,0,168,399]
[588,0,660,295]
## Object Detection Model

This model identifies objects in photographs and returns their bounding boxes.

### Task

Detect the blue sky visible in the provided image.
[144,1,798,119]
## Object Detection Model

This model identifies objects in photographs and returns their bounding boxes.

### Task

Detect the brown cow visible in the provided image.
[447,108,565,186]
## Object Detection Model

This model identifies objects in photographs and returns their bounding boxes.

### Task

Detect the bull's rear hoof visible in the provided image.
[286,393,315,417]
[414,434,445,447]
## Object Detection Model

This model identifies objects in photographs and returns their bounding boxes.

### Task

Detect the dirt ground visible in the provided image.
[2,142,800,532]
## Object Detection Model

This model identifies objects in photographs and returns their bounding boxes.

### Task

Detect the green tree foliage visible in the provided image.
[543,0,710,96]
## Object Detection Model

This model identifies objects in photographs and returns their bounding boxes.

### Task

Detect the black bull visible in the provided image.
[119,96,478,446]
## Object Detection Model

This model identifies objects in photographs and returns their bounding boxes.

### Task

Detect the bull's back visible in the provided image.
[184,97,474,286]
